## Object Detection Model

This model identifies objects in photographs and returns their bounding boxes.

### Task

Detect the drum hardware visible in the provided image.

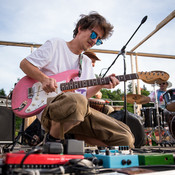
[144,127,175,147]
[143,81,175,146]
[134,102,138,115]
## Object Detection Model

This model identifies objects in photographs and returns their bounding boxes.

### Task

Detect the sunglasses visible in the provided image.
[90,31,103,46]
[159,83,167,85]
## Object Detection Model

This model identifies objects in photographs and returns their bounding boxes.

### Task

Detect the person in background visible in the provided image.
[83,51,101,67]
[83,51,115,115]
[20,11,135,148]
[149,81,172,109]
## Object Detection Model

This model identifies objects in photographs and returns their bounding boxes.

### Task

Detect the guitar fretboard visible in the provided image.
[60,73,138,91]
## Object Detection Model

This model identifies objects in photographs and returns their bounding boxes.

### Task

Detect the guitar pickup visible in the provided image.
[28,87,34,99]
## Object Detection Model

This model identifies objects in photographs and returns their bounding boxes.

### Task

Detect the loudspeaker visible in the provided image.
[109,110,146,148]
[0,106,15,144]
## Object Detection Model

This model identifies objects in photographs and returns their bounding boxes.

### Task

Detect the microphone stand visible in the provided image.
[102,16,148,124]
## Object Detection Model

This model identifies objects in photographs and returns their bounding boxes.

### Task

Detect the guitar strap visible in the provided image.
[78,53,83,77]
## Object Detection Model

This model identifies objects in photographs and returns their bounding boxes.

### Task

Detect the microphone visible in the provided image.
[141,16,148,24]
[101,15,148,125]
[102,15,148,78]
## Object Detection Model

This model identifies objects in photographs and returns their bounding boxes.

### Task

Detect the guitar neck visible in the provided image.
[60,73,138,91]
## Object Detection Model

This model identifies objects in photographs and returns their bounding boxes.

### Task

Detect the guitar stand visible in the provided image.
[3,119,37,152]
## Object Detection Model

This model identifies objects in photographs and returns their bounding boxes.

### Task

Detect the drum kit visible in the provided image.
[125,73,175,146]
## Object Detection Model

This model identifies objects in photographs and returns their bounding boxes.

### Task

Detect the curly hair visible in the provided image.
[73,11,114,40]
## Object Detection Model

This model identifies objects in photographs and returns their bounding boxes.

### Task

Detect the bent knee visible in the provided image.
[123,132,135,148]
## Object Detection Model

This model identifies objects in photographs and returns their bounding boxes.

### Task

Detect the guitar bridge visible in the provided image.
[28,87,34,99]
[13,101,27,111]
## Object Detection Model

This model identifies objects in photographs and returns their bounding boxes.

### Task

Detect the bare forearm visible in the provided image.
[86,85,102,99]
[20,58,57,93]
[20,58,48,82]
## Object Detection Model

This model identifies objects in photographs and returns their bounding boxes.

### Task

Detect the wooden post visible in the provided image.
[24,116,37,130]
[135,55,142,115]
[130,54,136,94]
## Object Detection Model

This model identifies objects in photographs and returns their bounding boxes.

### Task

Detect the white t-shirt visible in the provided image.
[26,37,95,80]
[26,37,95,119]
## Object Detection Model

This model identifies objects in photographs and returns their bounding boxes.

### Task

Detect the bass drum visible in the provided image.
[109,110,145,148]
[163,109,175,139]
[169,116,175,139]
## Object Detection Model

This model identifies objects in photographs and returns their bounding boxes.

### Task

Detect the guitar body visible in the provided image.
[12,69,79,118]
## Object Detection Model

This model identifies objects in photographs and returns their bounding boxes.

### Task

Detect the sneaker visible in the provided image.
[45,133,61,143]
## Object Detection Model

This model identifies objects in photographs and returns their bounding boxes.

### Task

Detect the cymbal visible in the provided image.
[124,94,150,104]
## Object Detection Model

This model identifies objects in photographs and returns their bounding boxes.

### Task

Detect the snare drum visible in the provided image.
[88,98,106,112]
[163,89,175,112]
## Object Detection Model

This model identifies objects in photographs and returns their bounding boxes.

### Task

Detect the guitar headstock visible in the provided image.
[138,70,169,84]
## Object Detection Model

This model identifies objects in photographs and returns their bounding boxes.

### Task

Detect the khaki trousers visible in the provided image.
[41,92,135,148]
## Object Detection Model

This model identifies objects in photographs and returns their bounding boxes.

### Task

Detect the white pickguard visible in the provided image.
[25,81,65,113]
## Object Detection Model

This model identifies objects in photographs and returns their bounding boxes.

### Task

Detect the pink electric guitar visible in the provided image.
[11,69,169,118]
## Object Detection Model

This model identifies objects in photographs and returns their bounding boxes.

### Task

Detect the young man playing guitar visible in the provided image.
[19,12,135,148]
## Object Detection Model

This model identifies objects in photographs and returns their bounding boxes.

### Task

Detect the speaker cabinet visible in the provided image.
[0,104,15,144]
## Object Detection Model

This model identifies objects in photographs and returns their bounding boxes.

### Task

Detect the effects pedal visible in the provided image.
[85,146,139,168]
[138,153,174,165]
[4,151,84,168]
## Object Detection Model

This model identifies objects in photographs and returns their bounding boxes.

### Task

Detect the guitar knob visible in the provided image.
[127,159,132,165]
[35,97,39,100]
[121,159,126,165]
[27,108,31,111]
[32,103,36,106]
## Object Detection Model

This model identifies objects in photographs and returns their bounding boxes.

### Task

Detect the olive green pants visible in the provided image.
[41,92,135,148]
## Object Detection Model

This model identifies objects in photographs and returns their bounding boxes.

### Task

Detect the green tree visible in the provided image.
[100,82,152,113]
[0,88,6,96]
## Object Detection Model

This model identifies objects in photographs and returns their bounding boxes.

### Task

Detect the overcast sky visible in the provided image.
[0,0,175,95]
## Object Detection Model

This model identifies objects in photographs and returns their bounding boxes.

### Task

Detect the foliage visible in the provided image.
[0,88,6,96]
[100,82,152,113]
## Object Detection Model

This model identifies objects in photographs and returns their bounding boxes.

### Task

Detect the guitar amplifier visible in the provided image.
[0,96,15,144]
